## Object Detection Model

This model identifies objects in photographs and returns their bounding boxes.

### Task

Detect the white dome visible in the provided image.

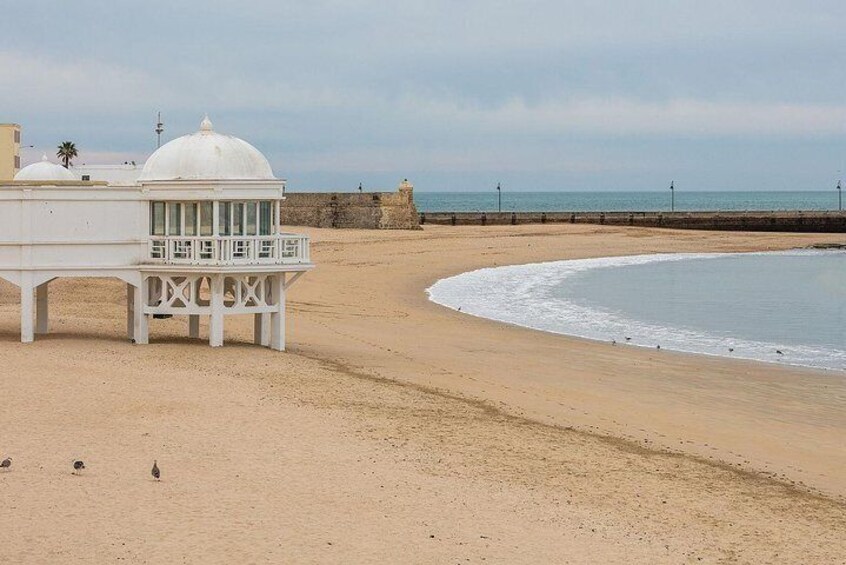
[14,155,78,182]
[139,116,274,181]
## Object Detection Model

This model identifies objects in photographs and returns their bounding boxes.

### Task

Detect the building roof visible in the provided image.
[14,155,78,181]
[138,116,274,182]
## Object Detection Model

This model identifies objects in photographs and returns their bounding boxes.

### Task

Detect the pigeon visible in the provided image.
[151,460,160,481]
[0,457,11,471]
[73,460,85,474]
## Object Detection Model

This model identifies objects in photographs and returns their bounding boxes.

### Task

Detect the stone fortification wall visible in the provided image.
[280,180,420,229]
[419,210,846,233]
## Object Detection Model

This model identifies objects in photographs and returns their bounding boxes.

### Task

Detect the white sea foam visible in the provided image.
[427,251,846,372]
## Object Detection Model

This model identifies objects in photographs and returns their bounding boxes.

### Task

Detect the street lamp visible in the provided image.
[838,180,842,212]
[669,180,675,212]
[497,182,501,213]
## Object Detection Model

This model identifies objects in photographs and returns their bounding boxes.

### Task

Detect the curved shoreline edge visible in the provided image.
[427,250,846,373]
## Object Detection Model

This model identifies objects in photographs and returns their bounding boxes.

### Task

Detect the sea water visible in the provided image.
[414,191,842,212]
[427,250,846,371]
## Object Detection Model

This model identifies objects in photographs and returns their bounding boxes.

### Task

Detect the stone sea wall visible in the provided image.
[280,180,420,229]
[418,210,846,233]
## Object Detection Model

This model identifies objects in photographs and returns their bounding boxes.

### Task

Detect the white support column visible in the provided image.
[253,313,263,345]
[270,273,286,351]
[127,283,135,341]
[189,315,200,339]
[253,313,271,346]
[35,281,49,335]
[133,278,149,345]
[209,275,224,347]
[20,273,34,344]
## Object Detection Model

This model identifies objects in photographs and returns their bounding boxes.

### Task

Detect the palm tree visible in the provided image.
[56,141,78,168]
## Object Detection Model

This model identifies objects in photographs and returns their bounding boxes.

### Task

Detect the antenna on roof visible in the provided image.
[155,111,164,148]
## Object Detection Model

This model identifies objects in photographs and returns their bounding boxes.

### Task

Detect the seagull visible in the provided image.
[151,460,160,481]
[0,457,11,471]
[73,460,85,474]
[776,350,784,356]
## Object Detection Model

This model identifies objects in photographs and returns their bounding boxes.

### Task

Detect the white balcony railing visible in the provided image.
[147,234,310,266]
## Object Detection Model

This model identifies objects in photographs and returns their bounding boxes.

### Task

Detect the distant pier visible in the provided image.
[418,210,846,233]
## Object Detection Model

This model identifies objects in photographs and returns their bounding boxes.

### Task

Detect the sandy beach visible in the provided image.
[1,224,844,563]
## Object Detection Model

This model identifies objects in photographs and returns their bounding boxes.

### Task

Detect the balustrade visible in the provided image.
[147,234,310,265]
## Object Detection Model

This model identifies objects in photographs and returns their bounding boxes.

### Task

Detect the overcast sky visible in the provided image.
[4,1,846,191]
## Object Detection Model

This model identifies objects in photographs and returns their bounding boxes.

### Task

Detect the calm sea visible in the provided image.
[428,250,846,372]
[414,191,842,212]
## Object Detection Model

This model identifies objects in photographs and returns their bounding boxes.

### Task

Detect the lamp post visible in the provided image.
[670,180,675,212]
[838,180,842,211]
[497,182,501,213]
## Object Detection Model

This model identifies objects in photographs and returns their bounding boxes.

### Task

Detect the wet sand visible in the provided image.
[0,224,844,563]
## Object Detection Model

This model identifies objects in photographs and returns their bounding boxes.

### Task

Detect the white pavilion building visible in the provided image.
[0,116,312,350]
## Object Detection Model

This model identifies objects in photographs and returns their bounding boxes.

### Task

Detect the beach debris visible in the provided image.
[0,457,11,471]
[151,460,160,481]
[73,460,85,474]
[776,350,784,356]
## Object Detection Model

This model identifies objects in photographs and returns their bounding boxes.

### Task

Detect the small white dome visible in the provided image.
[14,154,78,182]
[139,116,274,181]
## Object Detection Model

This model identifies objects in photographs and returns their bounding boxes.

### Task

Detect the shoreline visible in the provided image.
[426,248,846,374]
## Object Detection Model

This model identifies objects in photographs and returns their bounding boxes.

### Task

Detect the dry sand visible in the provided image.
[0,224,844,564]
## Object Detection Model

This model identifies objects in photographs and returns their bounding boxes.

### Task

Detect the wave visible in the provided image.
[427,251,846,372]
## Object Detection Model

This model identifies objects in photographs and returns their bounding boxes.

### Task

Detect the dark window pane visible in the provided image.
[233,202,244,235]
[168,202,182,235]
[259,201,272,235]
[246,202,258,235]
[151,202,165,236]
[200,201,213,236]
[185,203,198,236]
[219,202,231,235]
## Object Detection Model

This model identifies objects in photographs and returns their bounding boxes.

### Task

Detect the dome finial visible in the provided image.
[41,153,49,162]
[200,114,213,133]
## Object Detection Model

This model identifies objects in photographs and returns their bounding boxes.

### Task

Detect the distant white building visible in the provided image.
[1,116,313,350]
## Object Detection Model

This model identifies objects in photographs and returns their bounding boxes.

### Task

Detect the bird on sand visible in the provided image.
[73,460,85,474]
[656,345,661,350]
[151,460,160,481]
[625,337,632,342]
[728,347,734,353]
[611,339,617,346]
[0,457,11,471]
